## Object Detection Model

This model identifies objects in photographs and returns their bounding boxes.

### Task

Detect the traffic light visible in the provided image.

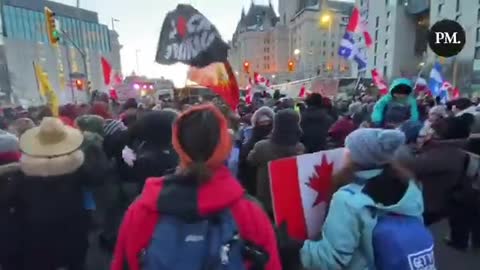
[243,61,250,73]
[288,60,295,72]
[75,79,84,90]
[44,7,60,45]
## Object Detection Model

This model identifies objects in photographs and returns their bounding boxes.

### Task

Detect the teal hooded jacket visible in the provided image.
[300,169,424,270]
[371,78,419,125]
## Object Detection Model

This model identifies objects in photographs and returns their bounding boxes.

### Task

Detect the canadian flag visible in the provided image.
[346,7,373,48]
[269,148,345,240]
[245,83,252,105]
[371,68,388,96]
[253,72,271,87]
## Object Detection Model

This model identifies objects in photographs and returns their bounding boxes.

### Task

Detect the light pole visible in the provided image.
[320,12,334,77]
[111,18,120,31]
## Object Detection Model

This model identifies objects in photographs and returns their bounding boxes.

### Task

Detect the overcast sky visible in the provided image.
[55,0,352,86]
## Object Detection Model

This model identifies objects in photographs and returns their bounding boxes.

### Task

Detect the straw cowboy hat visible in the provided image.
[19,117,84,157]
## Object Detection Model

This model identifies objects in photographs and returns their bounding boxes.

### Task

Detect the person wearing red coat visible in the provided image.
[111,104,281,270]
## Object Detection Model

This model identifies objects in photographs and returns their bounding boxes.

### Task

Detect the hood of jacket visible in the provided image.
[353,169,423,217]
[389,78,414,95]
[251,106,274,127]
[137,166,245,219]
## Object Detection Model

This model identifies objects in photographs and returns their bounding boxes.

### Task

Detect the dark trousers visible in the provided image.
[448,200,480,248]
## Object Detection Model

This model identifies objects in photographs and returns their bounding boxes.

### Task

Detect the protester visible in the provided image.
[127,110,179,188]
[238,106,274,195]
[371,78,419,126]
[16,117,90,269]
[451,97,480,133]
[248,108,305,219]
[0,131,21,270]
[418,105,447,146]
[327,102,360,148]
[293,128,425,270]
[407,114,474,226]
[8,117,35,137]
[120,98,138,127]
[300,93,334,153]
[111,104,281,270]
[395,120,423,165]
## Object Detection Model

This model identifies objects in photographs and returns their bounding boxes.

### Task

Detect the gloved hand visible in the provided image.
[275,222,304,270]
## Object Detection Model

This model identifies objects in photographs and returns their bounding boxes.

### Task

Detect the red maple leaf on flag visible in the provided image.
[306,154,334,207]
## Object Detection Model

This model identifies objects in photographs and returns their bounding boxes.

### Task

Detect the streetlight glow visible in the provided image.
[321,14,331,23]
[419,62,425,67]
[294,49,301,56]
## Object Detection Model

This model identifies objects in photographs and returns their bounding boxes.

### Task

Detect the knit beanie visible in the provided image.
[76,115,105,136]
[104,119,127,137]
[429,105,447,117]
[0,130,20,164]
[345,128,406,168]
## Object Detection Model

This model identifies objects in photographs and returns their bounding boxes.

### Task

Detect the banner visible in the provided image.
[269,148,345,240]
[155,4,229,68]
[311,77,339,97]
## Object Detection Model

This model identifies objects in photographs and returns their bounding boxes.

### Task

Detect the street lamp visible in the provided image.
[419,62,425,67]
[272,74,276,79]
[294,49,301,56]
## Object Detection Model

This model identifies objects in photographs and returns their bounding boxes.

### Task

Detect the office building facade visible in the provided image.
[0,0,121,106]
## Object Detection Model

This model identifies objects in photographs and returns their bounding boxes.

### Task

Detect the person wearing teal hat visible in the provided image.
[371,78,419,127]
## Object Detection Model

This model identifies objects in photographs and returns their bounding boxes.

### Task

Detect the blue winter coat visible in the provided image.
[300,169,424,270]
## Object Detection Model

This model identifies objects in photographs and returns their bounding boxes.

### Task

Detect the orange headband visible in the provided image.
[172,103,232,169]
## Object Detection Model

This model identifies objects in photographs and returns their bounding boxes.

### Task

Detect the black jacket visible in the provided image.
[132,143,179,187]
[15,151,90,269]
[300,107,334,153]
[0,163,21,270]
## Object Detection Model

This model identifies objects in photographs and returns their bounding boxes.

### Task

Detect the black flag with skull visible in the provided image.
[155,4,229,68]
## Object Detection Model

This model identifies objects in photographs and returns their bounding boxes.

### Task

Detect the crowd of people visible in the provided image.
[0,76,479,270]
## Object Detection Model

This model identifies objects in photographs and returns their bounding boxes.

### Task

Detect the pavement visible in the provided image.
[85,221,479,270]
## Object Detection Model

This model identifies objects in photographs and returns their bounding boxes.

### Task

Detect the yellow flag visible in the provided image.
[33,62,59,116]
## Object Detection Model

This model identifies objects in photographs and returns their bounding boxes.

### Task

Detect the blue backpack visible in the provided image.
[372,213,436,270]
[141,210,246,270]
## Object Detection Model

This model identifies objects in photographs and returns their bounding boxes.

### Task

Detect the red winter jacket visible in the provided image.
[111,166,281,270]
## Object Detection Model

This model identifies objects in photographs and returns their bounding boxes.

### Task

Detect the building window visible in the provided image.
[376,16,379,27]
[438,4,443,15]
[478,8,480,23]
[332,42,335,47]
[323,41,326,47]
[456,0,460,12]
[375,30,379,41]
[386,25,390,32]
[385,0,389,6]
[384,52,388,59]
[477,28,480,42]
[374,56,377,65]
[385,39,389,46]
[374,43,378,53]
[383,66,388,77]
[331,52,334,57]
[323,51,326,56]
[387,11,391,19]
[475,47,480,59]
